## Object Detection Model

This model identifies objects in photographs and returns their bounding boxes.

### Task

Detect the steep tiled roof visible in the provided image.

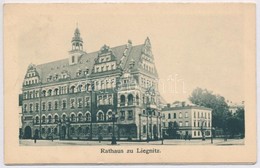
[36,44,144,84]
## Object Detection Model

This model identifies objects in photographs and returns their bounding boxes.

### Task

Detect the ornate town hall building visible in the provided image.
[20,27,163,141]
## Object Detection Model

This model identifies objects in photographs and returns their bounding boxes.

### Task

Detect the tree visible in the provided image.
[226,108,245,138]
[189,88,229,130]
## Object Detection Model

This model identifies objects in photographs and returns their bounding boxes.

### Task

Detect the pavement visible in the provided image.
[20,138,244,146]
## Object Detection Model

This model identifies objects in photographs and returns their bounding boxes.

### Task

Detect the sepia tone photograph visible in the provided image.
[4,3,256,164]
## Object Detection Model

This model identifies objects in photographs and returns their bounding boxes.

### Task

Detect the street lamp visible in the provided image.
[200,119,206,141]
[111,111,119,145]
[57,119,61,140]
[211,127,215,144]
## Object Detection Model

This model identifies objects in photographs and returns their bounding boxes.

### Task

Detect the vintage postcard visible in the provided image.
[4,3,256,164]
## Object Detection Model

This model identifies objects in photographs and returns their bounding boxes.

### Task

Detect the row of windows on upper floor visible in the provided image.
[140,77,156,89]
[23,94,115,113]
[30,109,134,124]
[27,72,36,78]
[24,79,39,86]
[23,80,116,99]
[94,62,116,73]
[142,62,155,73]
[163,120,211,128]
[163,111,211,120]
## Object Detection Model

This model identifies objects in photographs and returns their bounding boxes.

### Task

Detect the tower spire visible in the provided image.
[71,25,83,51]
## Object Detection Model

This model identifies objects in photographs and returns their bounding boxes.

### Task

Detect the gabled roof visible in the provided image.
[35,43,145,84]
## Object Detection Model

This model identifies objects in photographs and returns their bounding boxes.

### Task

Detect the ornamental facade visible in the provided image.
[20,27,164,141]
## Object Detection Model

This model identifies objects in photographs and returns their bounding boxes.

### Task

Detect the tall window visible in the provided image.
[42,90,46,97]
[120,111,125,120]
[128,110,133,120]
[168,113,171,119]
[86,113,91,121]
[143,125,146,133]
[71,114,76,122]
[54,88,59,95]
[85,97,90,107]
[185,121,189,126]
[54,115,59,123]
[48,115,52,123]
[194,112,196,118]
[185,112,188,118]
[42,116,46,123]
[72,56,75,63]
[62,114,66,122]
[179,112,182,118]
[42,102,46,111]
[97,111,104,121]
[77,85,82,92]
[62,100,66,109]
[179,121,183,127]
[29,104,33,112]
[35,116,39,124]
[78,113,83,122]
[48,89,52,96]
[120,95,125,106]
[128,94,133,105]
[108,95,112,105]
[48,102,52,111]
[78,98,83,108]
[70,99,75,108]
[54,101,58,110]
[173,113,176,119]
[35,103,39,112]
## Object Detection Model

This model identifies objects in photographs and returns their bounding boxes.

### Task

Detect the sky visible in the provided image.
[6,4,246,104]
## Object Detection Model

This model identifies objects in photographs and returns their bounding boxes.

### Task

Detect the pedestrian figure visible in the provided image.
[34,134,37,143]
[98,135,102,143]
[188,134,191,141]
[51,135,53,142]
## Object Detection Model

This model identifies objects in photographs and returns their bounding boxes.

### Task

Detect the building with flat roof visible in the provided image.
[161,104,212,139]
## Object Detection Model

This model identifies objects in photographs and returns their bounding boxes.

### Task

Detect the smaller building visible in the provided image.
[161,104,212,139]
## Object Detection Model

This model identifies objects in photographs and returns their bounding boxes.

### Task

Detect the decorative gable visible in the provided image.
[23,64,41,86]
[93,45,117,73]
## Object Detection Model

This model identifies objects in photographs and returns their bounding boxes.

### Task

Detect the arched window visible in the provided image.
[54,115,59,123]
[173,113,176,119]
[86,112,91,121]
[48,89,52,96]
[62,114,66,122]
[78,113,83,122]
[42,116,46,123]
[70,86,75,93]
[48,115,52,123]
[35,116,39,124]
[54,88,59,95]
[77,85,82,92]
[128,94,134,105]
[97,111,104,121]
[71,113,76,122]
[120,95,126,106]
[42,90,46,97]
[107,111,112,121]
[168,113,171,119]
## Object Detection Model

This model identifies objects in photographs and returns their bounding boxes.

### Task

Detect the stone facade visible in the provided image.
[20,27,163,141]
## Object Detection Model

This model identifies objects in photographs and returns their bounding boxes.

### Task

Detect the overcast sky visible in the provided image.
[6,4,246,103]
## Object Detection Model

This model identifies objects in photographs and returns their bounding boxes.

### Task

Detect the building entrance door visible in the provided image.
[24,126,32,139]
[61,126,66,139]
